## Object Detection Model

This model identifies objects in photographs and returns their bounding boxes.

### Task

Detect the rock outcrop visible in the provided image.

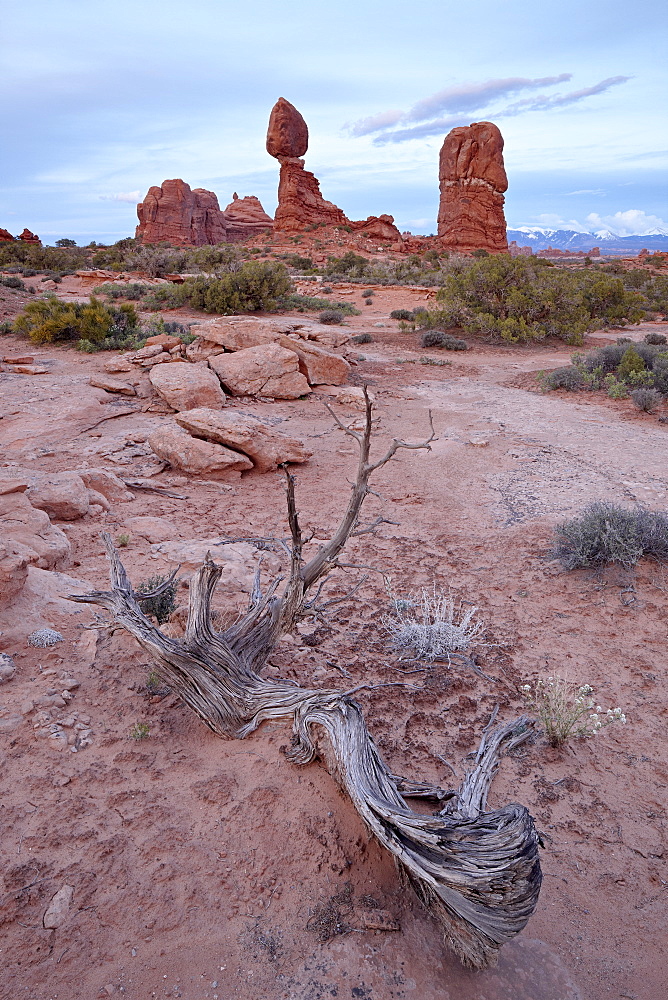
[267,98,402,242]
[222,194,273,241]
[208,343,311,399]
[148,424,253,477]
[18,228,41,244]
[437,121,508,254]
[0,229,14,242]
[149,361,226,411]
[136,179,228,246]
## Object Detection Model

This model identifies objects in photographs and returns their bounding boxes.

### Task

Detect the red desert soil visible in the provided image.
[1,281,667,1000]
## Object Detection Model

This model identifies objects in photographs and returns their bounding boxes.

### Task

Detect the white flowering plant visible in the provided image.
[521,676,627,747]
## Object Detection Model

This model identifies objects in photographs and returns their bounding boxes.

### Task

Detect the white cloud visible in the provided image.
[585,210,668,236]
[405,75,571,123]
[99,190,141,203]
[348,109,404,137]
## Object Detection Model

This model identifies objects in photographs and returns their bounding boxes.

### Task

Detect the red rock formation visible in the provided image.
[0,229,14,242]
[267,98,399,239]
[437,121,508,254]
[222,194,273,241]
[266,97,308,159]
[136,179,228,246]
[274,159,349,232]
[18,228,41,244]
[351,215,403,243]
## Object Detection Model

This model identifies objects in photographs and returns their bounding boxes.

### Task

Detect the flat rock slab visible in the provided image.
[89,374,136,395]
[175,407,312,472]
[208,343,311,399]
[124,515,178,544]
[148,423,253,477]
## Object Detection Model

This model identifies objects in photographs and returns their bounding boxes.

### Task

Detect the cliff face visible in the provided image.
[222,194,274,241]
[437,122,508,253]
[136,179,228,246]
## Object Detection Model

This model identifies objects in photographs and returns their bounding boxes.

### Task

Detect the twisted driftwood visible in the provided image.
[70,392,542,968]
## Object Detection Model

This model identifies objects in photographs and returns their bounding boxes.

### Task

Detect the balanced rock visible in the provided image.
[149,362,226,411]
[266,97,309,159]
[437,121,508,253]
[136,179,228,246]
[208,343,310,398]
[222,194,273,241]
[175,407,312,473]
[0,493,70,570]
[148,424,253,477]
[28,473,90,521]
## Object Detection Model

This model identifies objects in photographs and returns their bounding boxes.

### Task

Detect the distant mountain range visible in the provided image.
[507,227,668,255]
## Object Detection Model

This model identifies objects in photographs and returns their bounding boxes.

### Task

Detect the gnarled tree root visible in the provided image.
[72,541,542,969]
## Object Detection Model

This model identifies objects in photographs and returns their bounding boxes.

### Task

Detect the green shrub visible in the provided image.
[352,333,373,344]
[318,309,345,325]
[390,309,414,321]
[12,295,140,348]
[324,251,370,279]
[645,332,667,345]
[552,502,668,569]
[181,261,292,314]
[542,366,584,391]
[276,294,359,316]
[362,289,374,298]
[136,574,177,624]
[94,282,148,300]
[616,345,646,381]
[630,387,663,412]
[420,330,467,350]
[425,256,645,345]
[651,357,668,394]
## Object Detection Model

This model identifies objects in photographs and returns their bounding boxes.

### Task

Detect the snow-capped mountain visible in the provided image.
[507,227,668,253]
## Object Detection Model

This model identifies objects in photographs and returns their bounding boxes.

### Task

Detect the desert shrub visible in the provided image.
[542,366,584,391]
[318,309,345,325]
[12,295,140,348]
[94,282,148,300]
[383,588,484,659]
[645,332,667,345]
[181,261,292,314]
[651,357,668,394]
[352,333,373,344]
[604,374,628,399]
[277,293,359,316]
[420,330,467,350]
[552,502,668,569]
[281,253,314,271]
[362,289,374,298]
[521,677,626,747]
[136,574,177,624]
[1,275,26,290]
[630,387,663,412]
[423,256,645,345]
[321,285,333,294]
[390,309,414,321]
[616,344,646,380]
[324,251,371,279]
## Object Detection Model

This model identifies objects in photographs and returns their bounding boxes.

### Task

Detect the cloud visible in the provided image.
[503,76,630,115]
[563,189,606,196]
[349,74,632,145]
[404,75,571,123]
[99,191,141,203]
[348,109,404,137]
[585,209,668,236]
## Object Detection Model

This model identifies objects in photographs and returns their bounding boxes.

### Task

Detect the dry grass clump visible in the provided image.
[383,587,484,659]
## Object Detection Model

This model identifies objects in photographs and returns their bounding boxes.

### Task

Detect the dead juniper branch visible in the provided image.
[69,387,541,970]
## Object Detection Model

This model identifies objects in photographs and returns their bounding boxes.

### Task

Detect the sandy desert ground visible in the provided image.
[1,277,667,1000]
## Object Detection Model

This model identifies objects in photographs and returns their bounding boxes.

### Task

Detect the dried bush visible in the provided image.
[630,387,663,412]
[644,332,667,345]
[542,366,584,391]
[383,588,484,659]
[552,502,668,569]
